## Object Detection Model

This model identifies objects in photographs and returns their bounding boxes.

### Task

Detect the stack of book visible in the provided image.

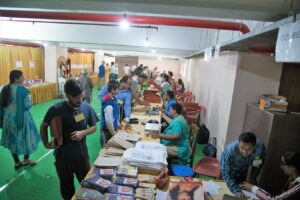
[106,136,135,150]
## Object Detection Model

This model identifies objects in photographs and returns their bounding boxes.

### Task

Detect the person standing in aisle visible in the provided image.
[105,62,110,84]
[109,62,116,81]
[98,61,106,90]
[40,79,98,200]
[123,64,131,76]
[0,70,40,169]
[79,69,93,104]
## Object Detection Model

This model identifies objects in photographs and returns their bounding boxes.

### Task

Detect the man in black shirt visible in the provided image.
[40,79,98,200]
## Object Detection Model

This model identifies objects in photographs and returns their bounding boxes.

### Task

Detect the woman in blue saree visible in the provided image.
[0,70,40,169]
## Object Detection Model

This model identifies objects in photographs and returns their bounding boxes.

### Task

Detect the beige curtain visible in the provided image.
[68,52,95,75]
[0,45,44,86]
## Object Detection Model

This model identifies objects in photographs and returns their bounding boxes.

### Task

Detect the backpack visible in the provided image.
[197,124,210,144]
[202,137,217,158]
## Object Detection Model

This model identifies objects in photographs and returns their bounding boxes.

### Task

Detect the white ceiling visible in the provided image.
[0,0,299,58]
[1,0,299,21]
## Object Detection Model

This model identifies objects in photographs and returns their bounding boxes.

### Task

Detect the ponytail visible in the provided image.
[1,70,23,108]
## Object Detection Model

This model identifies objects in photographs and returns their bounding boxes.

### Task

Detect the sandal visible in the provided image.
[22,160,37,166]
[14,162,23,170]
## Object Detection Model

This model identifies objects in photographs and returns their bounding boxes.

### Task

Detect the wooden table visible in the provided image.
[27,83,57,105]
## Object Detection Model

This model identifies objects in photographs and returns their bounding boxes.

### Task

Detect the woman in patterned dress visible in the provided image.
[0,70,40,169]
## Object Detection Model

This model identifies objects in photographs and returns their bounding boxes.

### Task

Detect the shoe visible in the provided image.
[22,160,37,166]
[14,162,23,170]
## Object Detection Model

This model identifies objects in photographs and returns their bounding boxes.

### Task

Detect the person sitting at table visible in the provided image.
[176,79,185,94]
[240,151,300,200]
[100,80,120,146]
[157,91,177,132]
[149,74,172,100]
[221,132,266,199]
[152,103,190,164]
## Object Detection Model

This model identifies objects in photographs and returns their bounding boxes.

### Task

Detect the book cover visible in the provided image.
[165,182,204,200]
[105,193,134,200]
[108,184,134,196]
[117,165,138,178]
[114,177,138,188]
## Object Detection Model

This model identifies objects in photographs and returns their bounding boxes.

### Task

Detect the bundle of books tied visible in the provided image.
[78,165,154,200]
[122,141,168,172]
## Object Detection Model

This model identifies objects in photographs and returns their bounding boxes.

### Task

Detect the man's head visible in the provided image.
[107,80,120,96]
[64,79,83,108]
[238,132,257,157]
[102,61,105,65]
[111,61,115,65]
[138,73,148,84]
[119,75,132,90]
[166,91,175,101]
[168,71,173,77]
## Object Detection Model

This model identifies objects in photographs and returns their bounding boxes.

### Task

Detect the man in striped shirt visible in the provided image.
[221,132,265,199]
[240,151,300,200]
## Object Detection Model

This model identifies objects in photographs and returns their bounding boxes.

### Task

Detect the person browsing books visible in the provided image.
[221,132,266,199]
[100,80,121,146]
[40,79,99,200]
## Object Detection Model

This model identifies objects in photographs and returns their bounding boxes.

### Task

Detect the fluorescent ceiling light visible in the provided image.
[144,40,149,46]
[120,19,129,30]
[81,48,85,51]
[151,49,156,54]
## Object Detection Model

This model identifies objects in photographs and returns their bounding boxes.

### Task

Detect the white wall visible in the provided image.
[226,53,283,144]
[94,52,104,74]
[44,46,57,83]
[138,57,181,79]
[182,52,239,158]
[44,46,67,83]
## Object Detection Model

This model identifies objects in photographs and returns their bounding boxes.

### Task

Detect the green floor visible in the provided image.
[0,88,206,200]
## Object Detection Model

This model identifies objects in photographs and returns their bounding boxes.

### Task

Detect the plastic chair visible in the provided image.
[193,157,220,178]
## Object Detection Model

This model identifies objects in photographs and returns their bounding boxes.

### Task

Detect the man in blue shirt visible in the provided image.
[221,132,265,199]
[98,61,105,90]
[115,76,132,128]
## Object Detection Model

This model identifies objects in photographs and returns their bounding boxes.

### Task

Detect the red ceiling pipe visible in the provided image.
[0,10,250,34]
[0,41,43,47]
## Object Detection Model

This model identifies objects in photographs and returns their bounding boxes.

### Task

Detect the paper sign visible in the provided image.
[276,21,300,62]
[204,47,212,62]
[29,61,35,68]
[16,61,22,68]
[214,44,221,58]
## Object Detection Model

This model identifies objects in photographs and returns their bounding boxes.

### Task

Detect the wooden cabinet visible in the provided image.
[243,104,300,195]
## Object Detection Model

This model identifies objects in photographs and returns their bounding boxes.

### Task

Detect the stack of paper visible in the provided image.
[106,136,135,150]
[94,156,122,168]
[115,131,141,142]
[102,147,125,157]
[122,142,167,171]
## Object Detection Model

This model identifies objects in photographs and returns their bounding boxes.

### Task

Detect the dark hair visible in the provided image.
[111,62,115,65]
[120,75,131,84]
[1,70,23,108]
[163,74,169,82]
[139,73,148,80]
[239,132,257,146]
[64,79,83,97]
[282,151,300,172]
[178,78,184,87]
[107,80,120,92]
[168,71,173,77]
[171,103,183,115]
[166,91,175,99]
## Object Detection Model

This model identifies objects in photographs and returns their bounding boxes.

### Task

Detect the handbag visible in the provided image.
[202,137,217,158]
[197,124,210,144]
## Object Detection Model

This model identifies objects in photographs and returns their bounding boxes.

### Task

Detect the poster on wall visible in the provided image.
[16,61,22,68]
[214,44,221,58]
[204,47,212,62]
[29,61,35,68]
[275,20,300,62]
